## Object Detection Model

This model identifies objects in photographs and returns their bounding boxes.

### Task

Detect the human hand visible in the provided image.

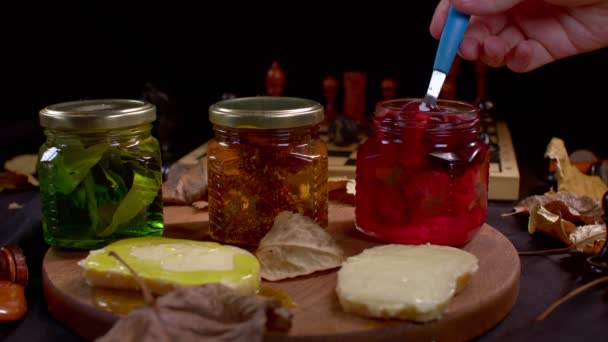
[430,0,608,72]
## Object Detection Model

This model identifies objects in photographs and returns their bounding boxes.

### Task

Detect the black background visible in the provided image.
[1,0,607,166]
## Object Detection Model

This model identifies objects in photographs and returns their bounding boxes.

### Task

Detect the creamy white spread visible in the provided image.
[130,244,236,272]
[336,244,478,321]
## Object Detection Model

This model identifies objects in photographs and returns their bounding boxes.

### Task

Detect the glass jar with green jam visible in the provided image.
[37,99,164,249]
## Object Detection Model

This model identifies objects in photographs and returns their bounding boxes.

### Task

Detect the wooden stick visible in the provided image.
[109,251,172,342]
[518,246,574,255]
[536,276,608,321]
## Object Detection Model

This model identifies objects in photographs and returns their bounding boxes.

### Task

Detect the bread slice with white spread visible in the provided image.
[336,244,478,322]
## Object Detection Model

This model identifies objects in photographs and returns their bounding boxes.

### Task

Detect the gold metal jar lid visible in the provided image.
[39,99,156,130]
[209,96,324,129]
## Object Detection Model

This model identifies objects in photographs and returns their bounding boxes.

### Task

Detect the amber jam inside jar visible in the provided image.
[207,97,328,246]
[355,98,489,246]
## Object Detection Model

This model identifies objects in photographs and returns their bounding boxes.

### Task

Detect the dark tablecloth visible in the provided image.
[1,186,606,341]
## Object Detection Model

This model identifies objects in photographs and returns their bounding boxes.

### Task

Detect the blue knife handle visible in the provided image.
[433,6,470,74]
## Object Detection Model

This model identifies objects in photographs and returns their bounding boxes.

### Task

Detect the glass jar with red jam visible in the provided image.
[207,97,328,246]
[355,98,489,246]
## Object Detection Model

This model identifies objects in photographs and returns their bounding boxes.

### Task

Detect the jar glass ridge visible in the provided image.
[355,98,489,246]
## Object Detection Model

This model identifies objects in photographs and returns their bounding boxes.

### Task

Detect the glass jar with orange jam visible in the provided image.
[207,97,328,246]
[355,98,489,246]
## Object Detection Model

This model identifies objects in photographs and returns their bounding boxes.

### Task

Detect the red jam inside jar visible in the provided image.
[355,99,489,246]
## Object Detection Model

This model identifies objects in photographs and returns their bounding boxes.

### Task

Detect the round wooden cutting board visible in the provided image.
[43,205,520,341]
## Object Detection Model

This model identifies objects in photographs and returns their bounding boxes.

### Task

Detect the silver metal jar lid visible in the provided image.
[209,96,324,129]
[39,99,156,130]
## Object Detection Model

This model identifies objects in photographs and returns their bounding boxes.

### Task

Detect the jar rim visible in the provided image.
[374,98,480,134]
[375,98,478,117]
[209,96,324,129]
[39,99,156,130]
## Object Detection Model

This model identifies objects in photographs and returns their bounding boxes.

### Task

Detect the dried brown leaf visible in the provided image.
[543,200,601,225]
[4,154,38,175]
[569,224,606,254]
[506,191,602,224]
[96,284,292,342]
[518,224,606,255]
[26,175,39,187]
[579,239,605,254]
[162,159,207,205]
[528,205,576,245]
[545,137,607,202]
[256,212,345,281]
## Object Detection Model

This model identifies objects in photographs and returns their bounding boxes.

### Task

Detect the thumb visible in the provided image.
[451,0,525,15]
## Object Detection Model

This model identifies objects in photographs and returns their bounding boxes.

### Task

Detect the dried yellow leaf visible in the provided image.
[569,224,606,254]
[4,154,39,186]
[5,154,37,175]
[256,212,344,281]
[162,159,207,205]
[528,205,576,245]
[545,138,607,202]
[506,191,602,224]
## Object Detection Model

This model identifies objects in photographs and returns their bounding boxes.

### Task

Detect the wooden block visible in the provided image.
[488,122,520,201]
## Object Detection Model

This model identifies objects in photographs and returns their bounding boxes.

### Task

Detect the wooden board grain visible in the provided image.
[43,205,520,342]
[162,204,209,240]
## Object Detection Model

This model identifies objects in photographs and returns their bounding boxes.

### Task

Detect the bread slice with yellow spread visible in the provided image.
[336,244,478,322]
[79,237,260,295]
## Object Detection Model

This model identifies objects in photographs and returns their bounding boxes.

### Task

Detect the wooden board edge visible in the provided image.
[42,265,117,340]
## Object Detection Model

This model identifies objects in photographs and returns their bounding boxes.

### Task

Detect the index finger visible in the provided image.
[430,0,450,40]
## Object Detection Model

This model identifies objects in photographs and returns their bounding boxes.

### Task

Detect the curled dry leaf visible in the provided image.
[162,159,207,205]
[256,211,345,281]
[528,205,576,245]
[26,176,39,187]
[4,155,39,186]
[5,154,37,175]
[96,283,292,342]
[569,224,606,254]
[506,191,602,225]
[542,200,602,225]
[544,137,606,202]
[527,206,606,254]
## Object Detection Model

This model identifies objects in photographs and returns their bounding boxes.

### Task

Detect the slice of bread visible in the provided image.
[79,237,260,295]
[336,244,478,322]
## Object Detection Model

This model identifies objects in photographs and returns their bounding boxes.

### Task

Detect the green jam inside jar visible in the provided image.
[38,133,163,250]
